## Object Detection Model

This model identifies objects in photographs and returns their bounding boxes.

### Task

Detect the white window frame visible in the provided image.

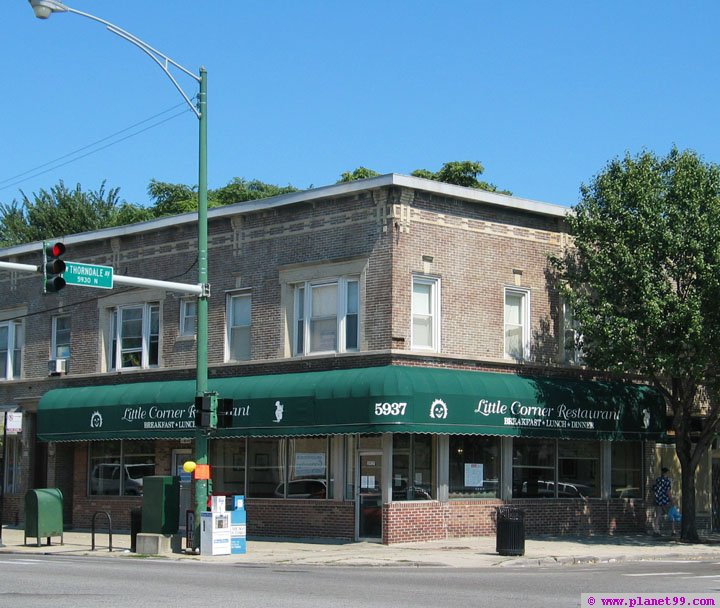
[411,275,441,352]
[226,292,252,362]
[51,314,71,360]
[504,287,530,361]
[109,303,160,371]
[293,277,360,356]
[179,298,197,337]
[0,320,22,381]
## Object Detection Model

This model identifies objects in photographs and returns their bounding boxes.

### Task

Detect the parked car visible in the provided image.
[274,479,327,499]
[90,463,155,495]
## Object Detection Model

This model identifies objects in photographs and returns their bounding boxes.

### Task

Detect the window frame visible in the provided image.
[504,287,530,361]
[226,291,252,362]
[109,302,160,371]
[0,320,22,381]
[411,275,441,352]
[179,298,197,337]
[51,314,71,361]
[293,277,360,356]
[561,300,584,365]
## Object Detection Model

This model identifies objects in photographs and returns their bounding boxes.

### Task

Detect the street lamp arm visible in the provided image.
[29,0,201,118]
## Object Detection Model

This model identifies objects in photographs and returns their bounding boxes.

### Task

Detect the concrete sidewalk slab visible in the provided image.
[2,526,720,568]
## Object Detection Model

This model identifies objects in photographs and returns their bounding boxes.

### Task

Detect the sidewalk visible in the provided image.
[3,526,720,567]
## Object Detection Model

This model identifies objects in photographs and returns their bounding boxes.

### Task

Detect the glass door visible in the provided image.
[358,451,383,539]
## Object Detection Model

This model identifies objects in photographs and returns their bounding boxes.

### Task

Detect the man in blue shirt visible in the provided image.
[652,467,676,537]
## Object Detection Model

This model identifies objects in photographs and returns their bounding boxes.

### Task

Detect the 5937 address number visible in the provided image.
[374,402,407,416]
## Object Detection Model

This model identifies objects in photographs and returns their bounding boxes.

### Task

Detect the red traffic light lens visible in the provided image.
[49,243,66,257]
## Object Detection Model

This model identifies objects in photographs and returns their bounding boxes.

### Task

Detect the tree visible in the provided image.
[0,180,137,246]
[550,148,720,542]
[338,167,380,183]
[211,178,298,206]
[146,179,197,216]
[339,160,511,194]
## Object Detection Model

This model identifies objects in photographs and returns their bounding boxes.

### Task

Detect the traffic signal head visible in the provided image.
[43,241,66,293]
[194,394,217,429]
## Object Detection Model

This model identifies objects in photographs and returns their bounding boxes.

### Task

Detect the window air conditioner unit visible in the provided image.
[48,359,67,376]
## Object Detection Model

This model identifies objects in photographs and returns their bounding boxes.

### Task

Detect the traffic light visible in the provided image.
[43,241,66,293]
[217,398,234,429]
[194,394,217,429]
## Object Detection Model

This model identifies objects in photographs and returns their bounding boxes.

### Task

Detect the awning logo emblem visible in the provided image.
[90,410,103,429]
[273,401,284,423]
[429,399,448,419]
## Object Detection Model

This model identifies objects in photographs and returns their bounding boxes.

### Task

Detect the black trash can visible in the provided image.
[130,508,142,553]
[496,506,525,556]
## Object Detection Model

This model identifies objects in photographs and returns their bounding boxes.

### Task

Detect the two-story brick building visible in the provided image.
[0,174,671,543]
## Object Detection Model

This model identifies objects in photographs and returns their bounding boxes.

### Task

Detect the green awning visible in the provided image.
[37,365,666,442]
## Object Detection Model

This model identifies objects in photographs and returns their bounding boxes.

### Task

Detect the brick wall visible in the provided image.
[246,499,355,540]
[383,499,648,544]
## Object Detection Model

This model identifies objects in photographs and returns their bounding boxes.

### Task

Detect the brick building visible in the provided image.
[0,174,671,543]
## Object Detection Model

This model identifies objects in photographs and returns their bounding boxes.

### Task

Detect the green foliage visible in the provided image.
[338,167,380,183]
[412,161,511,194]
[552,148,720,383]
[211,178,298,206]
[0,180,135,246]
[339,161,511,194]
[146,180,198,216]
[550,148,720,542]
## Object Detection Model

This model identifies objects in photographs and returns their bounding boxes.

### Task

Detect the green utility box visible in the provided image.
[24,488,64,547]
[142,476,180,535]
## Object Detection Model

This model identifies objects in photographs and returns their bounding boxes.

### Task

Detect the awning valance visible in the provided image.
[37,365,666,442]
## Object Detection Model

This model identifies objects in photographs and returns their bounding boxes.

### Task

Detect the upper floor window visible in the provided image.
[412,276,440,351]
[293,277,359,355]
[504,288,529,360]
[110,303,159,370]
[562,301,584,365]
[0,320,22,381]
[227,292,251,361]
[180,298,197,337]
[51,315,71,360]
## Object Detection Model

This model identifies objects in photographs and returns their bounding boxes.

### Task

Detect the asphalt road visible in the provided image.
[0,555,719,608]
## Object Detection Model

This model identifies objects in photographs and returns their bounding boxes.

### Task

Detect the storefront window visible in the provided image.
[449,435,500,498]
[247,438,285,498]
[88,441,155,496]
[558,441,600,498]
[210,438,246,496]
[280,437,328,499]
[512,438,555,498]
[392,434,433,500]
[611,441,642,498]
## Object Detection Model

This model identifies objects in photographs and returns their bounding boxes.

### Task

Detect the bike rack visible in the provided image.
[91,511,113,552]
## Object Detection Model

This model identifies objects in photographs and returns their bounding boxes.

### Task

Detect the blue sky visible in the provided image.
[2,1,720,209]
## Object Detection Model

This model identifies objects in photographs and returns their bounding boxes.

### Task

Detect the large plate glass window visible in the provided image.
[611,441,642,498]
[512,438,555,498]
[392,434,434,500]
[210,438,246,496]
[558,441,600,497]
[227,292,251,361]
[411,276,440,351]
[0,320,22,381]
[110,303,159,370]
[294,277,359,355]
[449,435,500,498]
[88,440,156,496]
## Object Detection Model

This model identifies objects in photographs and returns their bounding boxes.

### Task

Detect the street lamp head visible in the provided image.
[28,0,68,19]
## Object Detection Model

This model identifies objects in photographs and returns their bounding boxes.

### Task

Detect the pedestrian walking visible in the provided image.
[652,466,676,537]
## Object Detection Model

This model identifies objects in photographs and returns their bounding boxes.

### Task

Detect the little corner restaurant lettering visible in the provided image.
[36,366,666,442]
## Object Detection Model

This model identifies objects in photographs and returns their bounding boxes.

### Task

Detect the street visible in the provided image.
[0,555,719,608]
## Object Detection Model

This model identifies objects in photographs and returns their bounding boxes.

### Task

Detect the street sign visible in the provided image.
[63,262,114,289]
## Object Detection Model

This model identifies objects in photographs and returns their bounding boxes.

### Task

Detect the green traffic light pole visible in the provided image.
[29,0,211,551]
